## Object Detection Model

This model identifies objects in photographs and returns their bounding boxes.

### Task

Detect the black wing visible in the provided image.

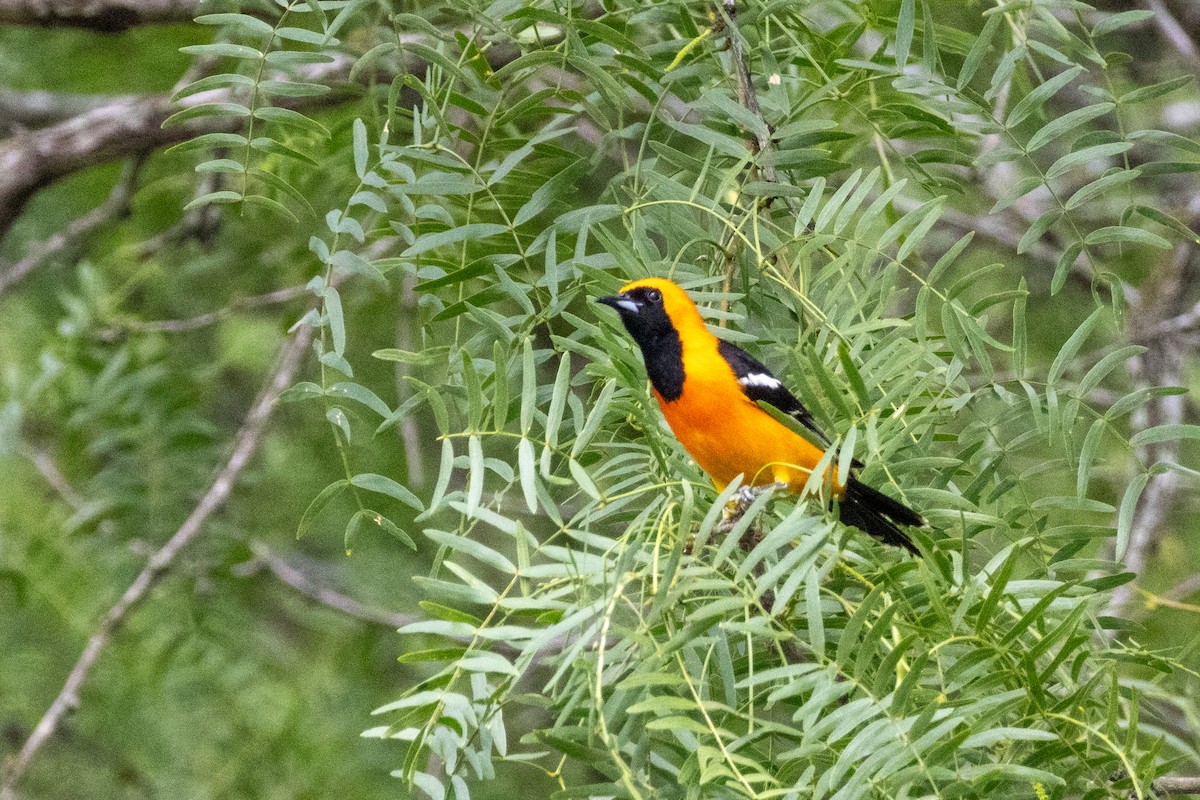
[716,339,832,447]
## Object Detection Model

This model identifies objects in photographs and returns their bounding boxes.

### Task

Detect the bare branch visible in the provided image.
[0,0,201,31]
[0,320,316,798]
[1152,775,1200,796]
[0,53,359,241]
[0,156,144,297]
[0,88,134,133]
[716,1,777,184]
[0,94,186,241]
[1111,243,1195,614]
[97,285,309,340]
[244,542,420,629]
[394,272,426,487]
[0,31,539,242]
[1145,0,1200,75]
[19,444,87,511]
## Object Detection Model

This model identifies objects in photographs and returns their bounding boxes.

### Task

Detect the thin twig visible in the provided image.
[394,272,426,487]
[0,156,145,297]
[713,0,795,315]
[717,0,776,183]
[19,444,87,511]
[246,542,420,629]
[98,285,309,340]
[0,321,315,799]
[1110,241,1195,614]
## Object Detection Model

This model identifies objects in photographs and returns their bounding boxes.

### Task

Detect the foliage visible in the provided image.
[4,0,1200,798]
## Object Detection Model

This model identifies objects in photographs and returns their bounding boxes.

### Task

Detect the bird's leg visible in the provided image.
[719,482,787,532]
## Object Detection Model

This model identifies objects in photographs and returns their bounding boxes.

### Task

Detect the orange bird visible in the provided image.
[597,277,922,555]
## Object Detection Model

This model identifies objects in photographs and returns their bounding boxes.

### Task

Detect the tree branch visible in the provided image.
[0,94,189,241]
[716,0,777,184]
[0,155,144,297]
[1151,775,1200,796]
[1111,242,1196,614]
[0,53,359,241]
[1145,0,1200,75]
[97,284,309,340]
[0,320,315,799]
[0,0,201,31]
[0,88,134,134]
[244,542,420,629]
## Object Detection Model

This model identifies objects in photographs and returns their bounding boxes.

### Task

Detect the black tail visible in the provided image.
[837,478,924,556]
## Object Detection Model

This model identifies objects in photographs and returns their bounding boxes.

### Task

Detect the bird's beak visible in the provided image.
[595,294,640,313]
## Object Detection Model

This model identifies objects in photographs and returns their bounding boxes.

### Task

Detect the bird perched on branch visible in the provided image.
[597,277,923,556]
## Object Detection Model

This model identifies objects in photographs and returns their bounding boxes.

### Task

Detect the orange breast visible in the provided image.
[653,339,834,494]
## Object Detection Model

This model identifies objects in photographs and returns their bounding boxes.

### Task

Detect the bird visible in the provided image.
[596,277,923,555]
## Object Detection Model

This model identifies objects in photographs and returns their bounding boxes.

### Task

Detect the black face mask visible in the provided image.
[596,287,685,401]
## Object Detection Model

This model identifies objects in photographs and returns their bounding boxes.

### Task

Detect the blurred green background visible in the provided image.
[2,1,1200,797]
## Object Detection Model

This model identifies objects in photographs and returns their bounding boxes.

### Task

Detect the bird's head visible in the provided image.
[595,278,704,349]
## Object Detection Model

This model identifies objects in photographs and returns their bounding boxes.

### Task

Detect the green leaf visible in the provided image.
[544,354,571,448]
[958,13,1001,88]
[343,509,372,554]
[513,161,588,226]
[253,106,331,137]
[1026,103,1114,153]
[1129,424,1200,447]
[1006,65,1083,129]
[1092,9,1155,38]
[1084,226,1171,250]
[401,224,509,258]
[518,437,538,514]
[323,286,345,356]
[1012,278,1027,377]
[1078,345,1146,397]
[568,459,601,501]
[959,763,1065,786]
[373,512,417,550]
[327,382,390,418]
[352,118,368,179]
[180,43,264,60]
[1018,210,1060,254]
[296,479,348,538]
[171,72,256,99]
[571,380,615,457]
[350,473,424,512]
[1119,75,1192,105]
[1116,473,1148,561]
[1050,241,1083,295]
[1049,307,1103,385]
[894,0,915,68]
[975,547,1018,636]
[423,529,515,575]
[258,80,330,98]
[1077,419,1106,498]
[1046,141,1132,180]
[989,176,1042,214]
[1133,206,1200,244]
[1064,168,1140,211]
[466,435,484,516]
[325,406,350,443]
[162,102,250,128]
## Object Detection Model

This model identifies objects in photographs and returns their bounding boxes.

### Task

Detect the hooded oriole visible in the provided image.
[597,277,922,555]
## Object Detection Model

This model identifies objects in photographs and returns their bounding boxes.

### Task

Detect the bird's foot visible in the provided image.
[719,483,787,530]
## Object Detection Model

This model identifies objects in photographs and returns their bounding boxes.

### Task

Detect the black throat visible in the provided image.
[618,306,685,401]
[640,327,685,401]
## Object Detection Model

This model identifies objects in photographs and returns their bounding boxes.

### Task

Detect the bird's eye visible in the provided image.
[646,288,662,304]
